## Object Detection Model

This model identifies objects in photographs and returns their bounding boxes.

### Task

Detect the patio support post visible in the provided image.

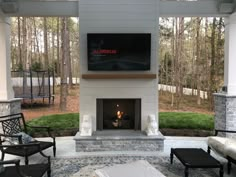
[214,12,236,136]
[224,12,236,95]
[0,16,21,116]
[0,16,14,100]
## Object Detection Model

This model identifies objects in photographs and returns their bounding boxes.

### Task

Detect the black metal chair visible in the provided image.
[0,113,56,165]
[0,148,51,177]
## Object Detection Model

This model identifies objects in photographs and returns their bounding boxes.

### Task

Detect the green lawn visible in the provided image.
[159,112,214,130]
[26,112,214,136]
[27,113,80,135]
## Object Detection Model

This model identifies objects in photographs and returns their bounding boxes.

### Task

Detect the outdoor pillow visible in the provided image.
[4,132,35,145]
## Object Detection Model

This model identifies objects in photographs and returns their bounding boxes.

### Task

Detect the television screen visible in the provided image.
[87,33,151,71]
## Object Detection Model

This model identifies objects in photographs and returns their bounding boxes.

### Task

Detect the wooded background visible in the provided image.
[10,17,224,111]
[159,17,224,110]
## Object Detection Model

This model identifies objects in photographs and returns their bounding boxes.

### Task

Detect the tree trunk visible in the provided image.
[68,25,73,88]
[33,18,40,63]
[171,18,175,107]
[57,17,60,76]
[191,18,196,96]
[52,31,55,69]
[44,17,49,69]
[196,17,201,105]
[17,17,22,68]
[28,18,33,68]
[60,17,69,111]
[22,17,28,70]
[175,17,184,109]
[204,18,209,101]
[209,18,217,110]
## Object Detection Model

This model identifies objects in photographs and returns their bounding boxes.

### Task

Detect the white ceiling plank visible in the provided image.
[1,0,235,17]
[160,0,229,17]
[1,0,79,17]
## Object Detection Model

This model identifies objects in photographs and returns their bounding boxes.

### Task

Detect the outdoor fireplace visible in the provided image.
[75,0,165,152]
[96,99,141,130]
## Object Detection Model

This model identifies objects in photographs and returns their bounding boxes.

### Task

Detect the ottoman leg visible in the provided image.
[170,148,174,164]
[227,160,231,174]
[184,167,189,177]
[219,165,224,177]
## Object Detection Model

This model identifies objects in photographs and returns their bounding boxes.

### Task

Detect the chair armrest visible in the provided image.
[0,143,51,165]
[0,159,20,166]
[0,133,22,138]
[215,129,236,136]
[0,142,41,148]
[0,133,23,144]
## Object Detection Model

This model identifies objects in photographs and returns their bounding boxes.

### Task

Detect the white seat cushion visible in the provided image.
[208,136,229,156]
[94,160,166,177]
[224,139,236,160]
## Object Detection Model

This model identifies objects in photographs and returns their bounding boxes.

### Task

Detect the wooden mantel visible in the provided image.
[82,74,156,79]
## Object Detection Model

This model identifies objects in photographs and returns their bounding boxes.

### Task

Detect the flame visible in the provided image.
[117,111,123,119]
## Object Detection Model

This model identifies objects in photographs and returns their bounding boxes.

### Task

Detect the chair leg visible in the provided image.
[227,159,232,174]
[207,146,211,154]
[47,169,51,177]
[1,151,5,161]
[25,156,29,165]
[53,145,56,157]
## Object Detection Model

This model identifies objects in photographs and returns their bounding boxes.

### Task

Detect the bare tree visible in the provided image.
[60,17,69,111]
[196,17,202,105]
[17,17,22,68]
[57,17,60,76]
[67,23,73,88]
[171,18,175,107]
[22,17,28,70]
[43,17,49,69]
[209,18,217,109]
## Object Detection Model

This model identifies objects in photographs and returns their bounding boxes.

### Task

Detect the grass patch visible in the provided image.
[159,112,214,130]
[26,112,214,136]
[27,113,80,136]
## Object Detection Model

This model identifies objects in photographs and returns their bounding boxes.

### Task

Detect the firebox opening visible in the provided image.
[97,99,141,130]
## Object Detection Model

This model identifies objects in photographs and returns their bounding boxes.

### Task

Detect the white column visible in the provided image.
[0,17,14,100]
[224,13,236,95]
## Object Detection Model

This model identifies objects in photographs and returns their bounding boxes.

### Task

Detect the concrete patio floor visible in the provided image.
[4,136,236,177]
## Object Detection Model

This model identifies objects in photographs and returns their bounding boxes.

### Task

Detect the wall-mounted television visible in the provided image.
[87,33,151,71]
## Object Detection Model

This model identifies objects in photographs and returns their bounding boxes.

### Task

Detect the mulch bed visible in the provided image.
[160,128,214,137]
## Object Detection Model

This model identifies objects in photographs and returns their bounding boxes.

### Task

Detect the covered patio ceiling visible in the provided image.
[0,0,235,17]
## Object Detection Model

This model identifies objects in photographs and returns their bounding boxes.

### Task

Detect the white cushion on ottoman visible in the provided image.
[94,160,166,177]
[208,136,229,156]
[225,139,236,160]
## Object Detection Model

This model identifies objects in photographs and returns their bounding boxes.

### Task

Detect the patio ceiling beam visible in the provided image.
[218,0,236,14]
[0,0,79,17]
[160,0,233,17]
[0,0,235,17]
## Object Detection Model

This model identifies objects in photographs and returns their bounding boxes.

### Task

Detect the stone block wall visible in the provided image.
[214,93,236,138]
[0,98,21,133]
[0,99,21,116]
[75,139,164,152]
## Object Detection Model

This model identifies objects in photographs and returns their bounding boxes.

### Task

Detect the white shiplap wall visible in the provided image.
[79,0,159,131]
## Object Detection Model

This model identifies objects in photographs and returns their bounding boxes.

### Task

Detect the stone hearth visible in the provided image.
[74,130,165,152]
